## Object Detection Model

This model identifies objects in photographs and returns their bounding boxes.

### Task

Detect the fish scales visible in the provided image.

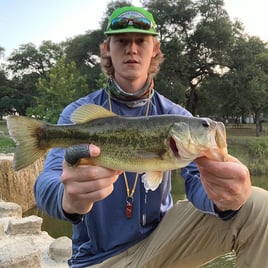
[46,116,174,172]
[89,116,172,171]
[44,116,169,150]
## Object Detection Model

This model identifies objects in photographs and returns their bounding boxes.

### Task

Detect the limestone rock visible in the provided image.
[6,215,42,235]
[0,200,69,267]
[0,155,45,212]
[0,222,5,239]
[0,201,22,218]
[0,237,41,268]
[49,236,72,263]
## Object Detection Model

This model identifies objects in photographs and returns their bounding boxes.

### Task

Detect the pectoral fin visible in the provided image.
[141,171,163,191]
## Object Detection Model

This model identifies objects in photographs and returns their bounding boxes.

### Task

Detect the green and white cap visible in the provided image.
[105,6,158,36]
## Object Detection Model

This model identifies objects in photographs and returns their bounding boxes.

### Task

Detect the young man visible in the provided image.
[34,6,268,268]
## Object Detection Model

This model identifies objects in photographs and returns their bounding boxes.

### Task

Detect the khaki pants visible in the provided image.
[91,187,268,268]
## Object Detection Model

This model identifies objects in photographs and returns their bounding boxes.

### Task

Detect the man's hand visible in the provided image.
[195,155,252,212]
[61,144,122,215]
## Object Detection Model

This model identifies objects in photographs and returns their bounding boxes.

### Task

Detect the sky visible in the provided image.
[0,0,267,60]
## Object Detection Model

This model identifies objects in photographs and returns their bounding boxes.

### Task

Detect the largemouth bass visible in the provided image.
[7,104,228,191]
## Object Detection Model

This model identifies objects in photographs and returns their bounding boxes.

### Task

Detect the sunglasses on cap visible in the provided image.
[108,17,154,31]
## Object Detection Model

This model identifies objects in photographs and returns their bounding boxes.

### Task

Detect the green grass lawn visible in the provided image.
[0,120,15,154]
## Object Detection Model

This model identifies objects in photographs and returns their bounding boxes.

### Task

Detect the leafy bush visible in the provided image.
[248,140,268,158]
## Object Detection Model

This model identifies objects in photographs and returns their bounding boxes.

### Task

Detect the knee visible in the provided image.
[232,187,268,261]
[250,186,268,202]
[241,186,268,219]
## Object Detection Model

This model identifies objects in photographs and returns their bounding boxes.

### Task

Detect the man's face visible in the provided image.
[105,33,160,86]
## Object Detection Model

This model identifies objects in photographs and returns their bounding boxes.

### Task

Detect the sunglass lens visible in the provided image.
[133,18,152,30]
[110,18,129,29]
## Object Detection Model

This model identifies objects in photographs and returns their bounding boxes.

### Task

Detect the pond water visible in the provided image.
[25,174,267,267]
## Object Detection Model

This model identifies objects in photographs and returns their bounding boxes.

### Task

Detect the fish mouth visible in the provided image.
[203,121,228,161]
[215,122,227,149]
[168,120,228,163]
[214,122,228,161]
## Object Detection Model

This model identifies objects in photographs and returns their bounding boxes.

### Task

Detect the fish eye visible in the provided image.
[202,120,210,128]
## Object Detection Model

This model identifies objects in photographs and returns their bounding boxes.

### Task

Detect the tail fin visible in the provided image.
[6,115,48,171]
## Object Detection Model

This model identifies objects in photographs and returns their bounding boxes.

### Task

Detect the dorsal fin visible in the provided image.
[71,104,116,124]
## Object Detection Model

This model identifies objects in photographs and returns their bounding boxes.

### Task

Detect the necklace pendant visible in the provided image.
[125,196,134,218]
[125,202,133,218]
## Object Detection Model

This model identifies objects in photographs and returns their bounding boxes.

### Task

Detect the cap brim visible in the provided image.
[105,28,158,36]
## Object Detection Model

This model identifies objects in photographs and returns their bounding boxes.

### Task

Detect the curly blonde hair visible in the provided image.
[99,37,164,78]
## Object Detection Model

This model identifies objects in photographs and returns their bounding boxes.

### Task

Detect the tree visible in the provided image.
[143,0,235,114]
[247,54,268,136]
[0,70,15,119]
[13,72,42,115]
[64,1,131,91]
[65,31,104,69]
[4,41,65,116]
[0,46,4,58]
[7,41,63,77]
[64,31,104,91]
[227,36,268,136]
[33,56,89,123]
[199,35,268,136]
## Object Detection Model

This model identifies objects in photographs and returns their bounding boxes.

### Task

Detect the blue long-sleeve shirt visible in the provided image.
[34,89,234,267]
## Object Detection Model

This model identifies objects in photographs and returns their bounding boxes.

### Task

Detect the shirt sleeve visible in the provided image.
[34,148,66,219]
[181,161,238,220]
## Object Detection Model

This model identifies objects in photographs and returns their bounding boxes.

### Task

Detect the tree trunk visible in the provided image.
[186,85,198,116]
[255,110,261,137]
